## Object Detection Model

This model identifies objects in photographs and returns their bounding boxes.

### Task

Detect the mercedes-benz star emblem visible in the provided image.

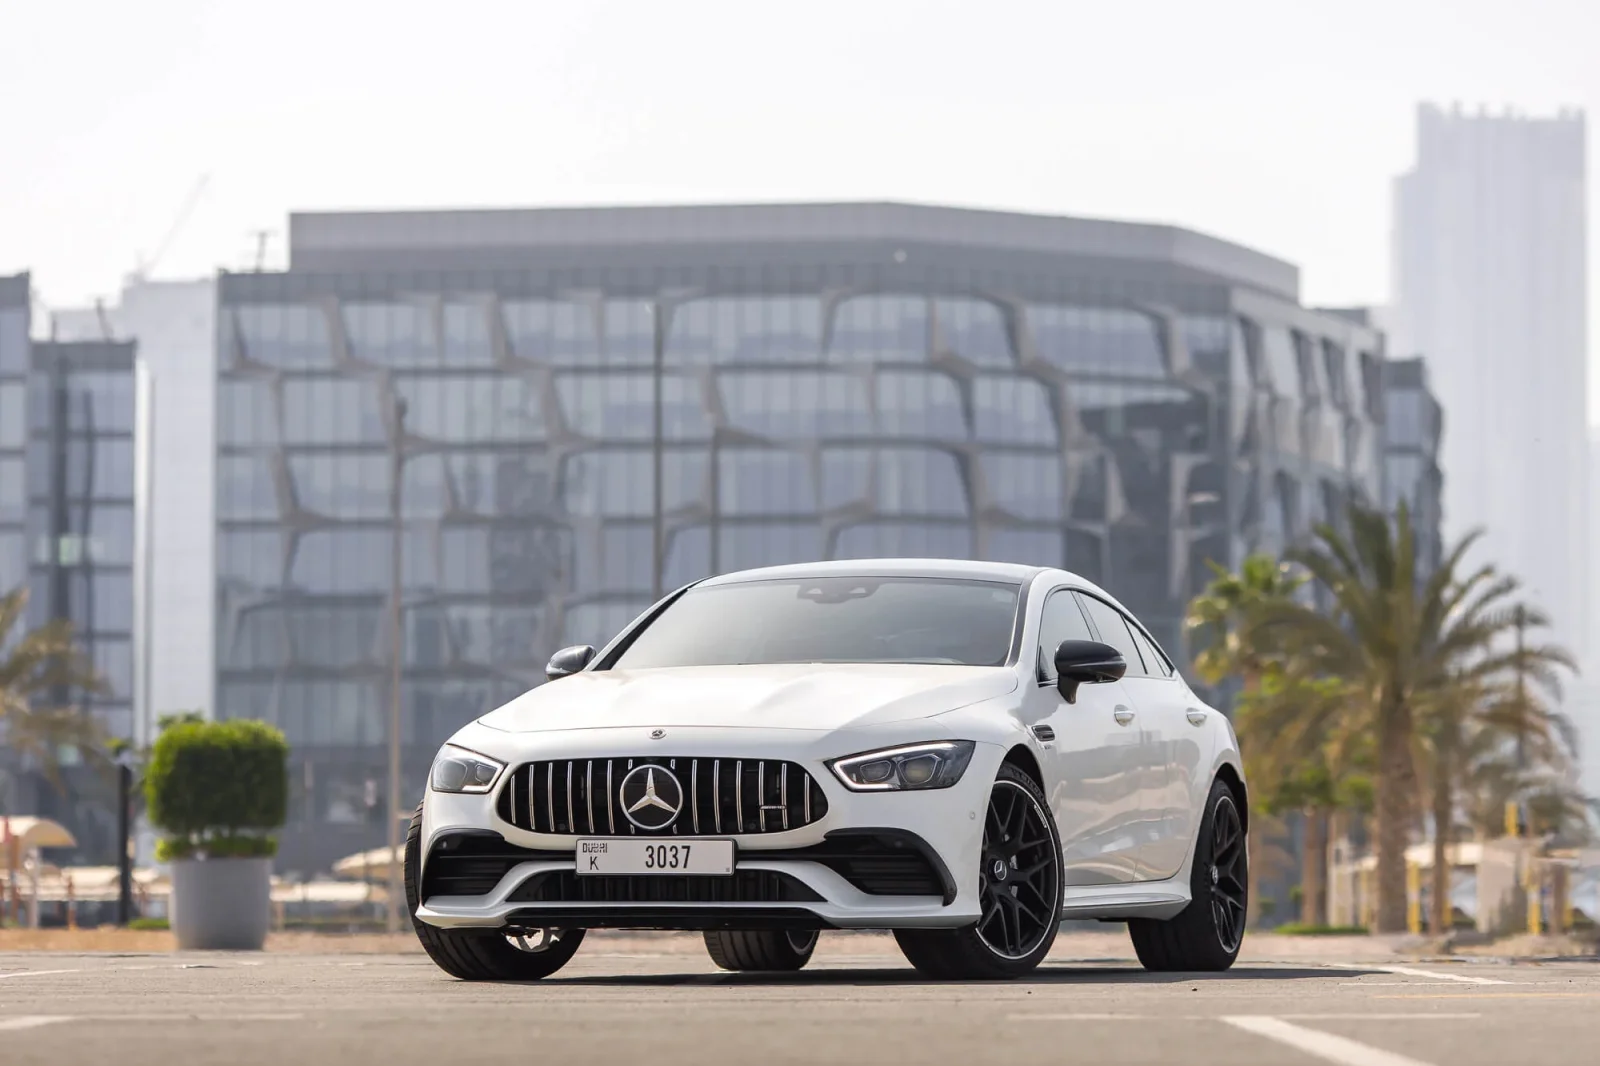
[618,764,684,831]
[649,728,666,740]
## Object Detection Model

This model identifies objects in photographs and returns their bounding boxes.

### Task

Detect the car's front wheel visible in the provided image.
[894,763,1063,980]
[1126,777,1247,971]
[404,803,586,981]
[703,929,819,972]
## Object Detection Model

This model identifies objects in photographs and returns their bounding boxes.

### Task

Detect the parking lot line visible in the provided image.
[1338,964,1510,986]
[1222,1016,1440,1066]
[0,969,80,980]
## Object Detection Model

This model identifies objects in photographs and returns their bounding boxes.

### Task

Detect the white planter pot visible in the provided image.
[169,857,272,950]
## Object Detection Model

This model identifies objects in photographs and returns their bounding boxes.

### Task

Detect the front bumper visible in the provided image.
[415,727,1004,931]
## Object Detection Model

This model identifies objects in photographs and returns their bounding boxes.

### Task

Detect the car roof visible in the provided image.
[696,557,1052,588]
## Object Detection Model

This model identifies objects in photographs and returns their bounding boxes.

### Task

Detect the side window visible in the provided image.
[1036,589,1095,680]
[1127,623,1174,679]
[1075,593,1148,676]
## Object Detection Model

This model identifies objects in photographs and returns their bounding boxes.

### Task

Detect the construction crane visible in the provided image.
[132,173,211,282]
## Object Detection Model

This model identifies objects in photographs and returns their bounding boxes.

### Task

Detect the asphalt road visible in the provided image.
[2,936,1597,1066]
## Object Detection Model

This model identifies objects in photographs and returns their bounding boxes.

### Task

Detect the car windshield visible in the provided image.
[609,576,1021,669]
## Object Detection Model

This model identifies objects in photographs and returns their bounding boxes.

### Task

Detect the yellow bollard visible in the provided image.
[1407,862,1422,934]
[1506,800,1520,838]
[1527,865,1544,936]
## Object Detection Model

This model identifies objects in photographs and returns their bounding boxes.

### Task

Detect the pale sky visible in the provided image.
[4,0,1598,416]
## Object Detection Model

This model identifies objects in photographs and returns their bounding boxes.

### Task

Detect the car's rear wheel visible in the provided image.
[894,763,1063,980]
[1127,777,1247,972]
[404,802,586,980]
[703,929,819,972]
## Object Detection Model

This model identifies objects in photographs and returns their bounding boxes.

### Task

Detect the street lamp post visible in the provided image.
[386,395,409,933]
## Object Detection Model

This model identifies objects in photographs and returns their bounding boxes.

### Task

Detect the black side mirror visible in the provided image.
[546,644,597,682]
[1053,639,1126,704]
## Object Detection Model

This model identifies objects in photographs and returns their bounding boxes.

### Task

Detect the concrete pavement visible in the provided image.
[2,934,1596,1065]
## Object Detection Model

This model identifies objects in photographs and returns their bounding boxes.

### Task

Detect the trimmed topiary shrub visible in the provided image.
[145,718,289,861]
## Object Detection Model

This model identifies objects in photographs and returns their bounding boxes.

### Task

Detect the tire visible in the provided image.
[703,929,819,972]
[893,763,1064,980]
[404,802,586,981]
[1127,777,1247,972]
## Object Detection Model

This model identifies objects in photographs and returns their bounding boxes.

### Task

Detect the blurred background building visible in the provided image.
[210,202,1390,872]
[1380,356,1445,577]
[1390,102,1589,671]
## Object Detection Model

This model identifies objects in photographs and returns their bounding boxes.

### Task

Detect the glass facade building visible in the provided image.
[0,275,28,605]
[1382,356,1445,577]
[217,203,1387,873]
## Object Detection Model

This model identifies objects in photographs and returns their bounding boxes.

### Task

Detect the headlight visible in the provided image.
[429,745,506,794]
[828,741,976,792]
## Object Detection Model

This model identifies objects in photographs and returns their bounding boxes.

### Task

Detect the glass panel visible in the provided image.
[282,378,387,445]
[402,453,451,519]
[1030,306,1166,376]
[667,297,823,364]
[1126,623,1173,678]
[286,603,381,669]
[218,529,284,589]
[67,569,133,634]
[89,637,133,699]
[828,296,929,362]
[934,298,1012,366]
[573,524,652,593]
[440,526,496,594]
[396,374,544,444]
[1038,590,1095,674]
[664,525,711,587]
[217,380,279,446]
[974,377,1056,445]
[236,304,335,369]
[716,524,826,573]
[612,576,1018,668]
[1075,593,1144,672]
[448,452,554,518]
[502,299,599,365]
[0,308,26,373]
[62,438,134,499]
[441,298,496,366]
[291,528,391,594]
[0,531,24,596]
[602,300,655,365]
[1322,340,1349,407]
[0,457,22,522]
[834,521,972,559]
[217,454,281,520]
[556,372,707,441]
[343,301,437,367]
[981,454,1063,520]
[719,371,871,438]
[447,604,546,667]
[1182,315,1232,378]
[227,606,287,670]
[289,453,389,519]
[875,448,967,516]
[986,529,1063,568]
[0,382,24,447]
[821,448,871,509]
[718,450,814,515]
[875,371,965,438]
[61,370,134,433]
[561,450,705,517]
[1262,326,1300,397]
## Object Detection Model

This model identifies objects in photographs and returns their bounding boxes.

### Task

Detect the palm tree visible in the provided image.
[1186,553,1307,926]
[1260,501,1575,933]
[0,586,108,810]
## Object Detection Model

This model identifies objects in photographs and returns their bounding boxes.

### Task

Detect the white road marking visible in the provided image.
[0,1016,70,1032]
[1337,980,1524,987]
[0,969,79,981]
[1223,1016,1441,1066]
[1340,964,1511,986]
[1012,1012,1479,1023]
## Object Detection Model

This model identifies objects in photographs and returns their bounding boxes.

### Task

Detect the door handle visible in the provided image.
[1186,708,1208,726]
[1113,707,1135,726]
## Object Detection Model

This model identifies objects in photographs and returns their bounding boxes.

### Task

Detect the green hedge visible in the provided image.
[1272,923,1370,936]
[145,718,289,860]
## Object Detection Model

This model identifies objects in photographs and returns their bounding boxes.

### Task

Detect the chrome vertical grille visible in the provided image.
[496,757,828,836]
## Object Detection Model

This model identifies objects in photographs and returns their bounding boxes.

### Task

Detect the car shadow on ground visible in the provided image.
[530,963,1375,988]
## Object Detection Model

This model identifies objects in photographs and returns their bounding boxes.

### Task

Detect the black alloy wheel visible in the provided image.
[1207,793,1247,954]
[975,778,1062,960]
[894,763,1064,980]
[1127,778,1248,972]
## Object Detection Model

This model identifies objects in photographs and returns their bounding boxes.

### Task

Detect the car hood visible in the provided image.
[477,663,1019,734]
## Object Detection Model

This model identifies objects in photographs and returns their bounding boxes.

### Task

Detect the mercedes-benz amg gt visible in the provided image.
[405,558,1248,981]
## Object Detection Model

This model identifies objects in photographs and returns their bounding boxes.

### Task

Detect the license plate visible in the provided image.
[574,838,734,876]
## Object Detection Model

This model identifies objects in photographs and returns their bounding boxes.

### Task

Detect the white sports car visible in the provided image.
[405,559,1248,981]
